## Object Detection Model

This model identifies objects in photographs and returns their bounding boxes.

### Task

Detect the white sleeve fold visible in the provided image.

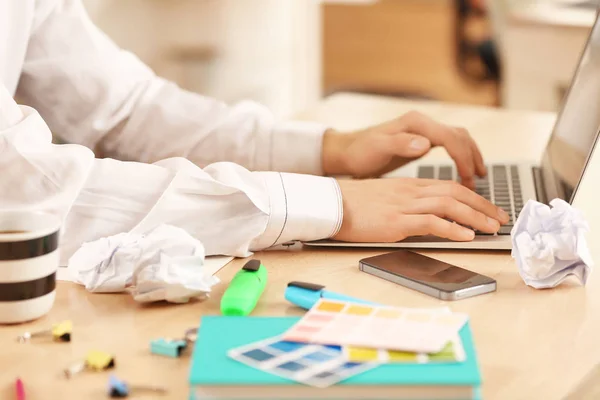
[0,86,342,265]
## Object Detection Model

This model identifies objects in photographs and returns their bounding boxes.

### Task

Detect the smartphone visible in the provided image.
[359,250,496,301]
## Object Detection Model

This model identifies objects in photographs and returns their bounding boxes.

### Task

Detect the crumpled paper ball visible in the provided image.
[511,198,593,289]
[67,224,219,302]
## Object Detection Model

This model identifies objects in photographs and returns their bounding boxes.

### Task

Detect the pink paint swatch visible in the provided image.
[282,299,468,354]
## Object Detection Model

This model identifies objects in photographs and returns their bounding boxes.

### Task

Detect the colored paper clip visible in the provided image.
[17,320,72,343]
[108,375,167,398]
[184,328,198,343]
[149,338,187,358]
[64,350,115,378]
[150,328,198,358]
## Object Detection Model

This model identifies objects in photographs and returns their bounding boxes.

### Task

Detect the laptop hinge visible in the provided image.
[532,166,549,205]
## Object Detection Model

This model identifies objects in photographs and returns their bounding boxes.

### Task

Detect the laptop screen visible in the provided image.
[542,12,600,202]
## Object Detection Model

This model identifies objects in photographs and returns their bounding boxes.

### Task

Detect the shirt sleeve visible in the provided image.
[0,85,342,266]
[15,0,327,175]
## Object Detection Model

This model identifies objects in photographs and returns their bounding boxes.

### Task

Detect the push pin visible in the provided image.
[64,350,115,378]
[17,320,72,343]
[108,375,167,398]
[150,327,198,358]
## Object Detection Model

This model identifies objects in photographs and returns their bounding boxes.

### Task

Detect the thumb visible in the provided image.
[389,133,432,158]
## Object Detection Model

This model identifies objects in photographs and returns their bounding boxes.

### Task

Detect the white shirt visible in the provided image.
[0,0,343,264]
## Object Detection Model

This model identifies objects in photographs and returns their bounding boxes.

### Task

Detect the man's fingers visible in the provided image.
[397,214,475,241]
[466,134,486,177]
[404,196,500,233]
[460,174,475,191]
[395,111,455,148]
[389,133,431,158]
[397,113,478,188]
[419,181,510,224]
[447,129,475,189]
[408,177,476,188]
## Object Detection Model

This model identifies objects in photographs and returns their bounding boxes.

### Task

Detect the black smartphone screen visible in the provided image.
[360,250,495,291]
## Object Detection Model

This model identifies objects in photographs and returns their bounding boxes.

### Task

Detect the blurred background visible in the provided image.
[82,0,597,119]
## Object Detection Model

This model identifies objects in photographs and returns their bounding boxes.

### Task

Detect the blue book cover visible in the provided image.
[189,316,481,398]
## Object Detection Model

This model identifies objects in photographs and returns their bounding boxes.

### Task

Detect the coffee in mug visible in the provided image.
[0,211,61,324]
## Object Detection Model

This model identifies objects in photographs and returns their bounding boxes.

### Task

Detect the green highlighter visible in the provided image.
[220,259,267,316]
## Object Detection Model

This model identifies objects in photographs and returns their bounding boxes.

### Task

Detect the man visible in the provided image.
[0,0,508,264]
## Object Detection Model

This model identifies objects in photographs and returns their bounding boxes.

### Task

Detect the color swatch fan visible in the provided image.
[228,336,377,388]
[282,299,468,353]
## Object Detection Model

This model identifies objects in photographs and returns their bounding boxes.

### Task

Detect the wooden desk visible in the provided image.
[502,2,595,111]
[3,93,600,400]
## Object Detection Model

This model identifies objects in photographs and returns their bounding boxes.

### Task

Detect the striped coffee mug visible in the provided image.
[0,211,61,324]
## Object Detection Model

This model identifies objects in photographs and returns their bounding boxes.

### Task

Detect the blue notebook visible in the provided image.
[189,316,482,399]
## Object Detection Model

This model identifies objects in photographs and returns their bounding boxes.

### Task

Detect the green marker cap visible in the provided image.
[220,259,267,316]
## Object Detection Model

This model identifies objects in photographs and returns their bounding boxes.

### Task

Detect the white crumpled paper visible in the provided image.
[67,224,220,303]
[511,198,593,289]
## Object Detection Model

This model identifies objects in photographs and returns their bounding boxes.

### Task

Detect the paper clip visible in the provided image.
[108,375,167,398]
[64,350,115,378]
[184,328,198,344]
[149,338,188,358]
[17,320,72,343]
[150,327,198,358]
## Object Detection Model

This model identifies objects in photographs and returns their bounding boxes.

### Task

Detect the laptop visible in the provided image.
[305,11,600,251]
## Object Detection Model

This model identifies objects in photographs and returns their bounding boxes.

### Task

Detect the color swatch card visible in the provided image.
[282,299,469,354]
[228,335,378,388]
[344,335,466,364]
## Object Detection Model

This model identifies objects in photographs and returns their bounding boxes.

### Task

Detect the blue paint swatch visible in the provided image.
[242,349,275,362]
[269,340,305,353]
[314,371,337,379]
[303,351,336,362]
[276,361,305,372]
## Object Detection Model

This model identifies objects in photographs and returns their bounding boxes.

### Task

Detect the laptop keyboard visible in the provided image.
[418,164,524,235]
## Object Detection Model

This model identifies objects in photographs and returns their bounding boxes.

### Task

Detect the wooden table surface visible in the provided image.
[3,93,600,400]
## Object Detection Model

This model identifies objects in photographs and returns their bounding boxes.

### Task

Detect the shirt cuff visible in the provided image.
[251,172,343,249]
[270,120,329,175]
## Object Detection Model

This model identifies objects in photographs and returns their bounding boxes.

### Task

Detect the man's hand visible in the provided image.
[322,111,486,189]
[333,178,509,243]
